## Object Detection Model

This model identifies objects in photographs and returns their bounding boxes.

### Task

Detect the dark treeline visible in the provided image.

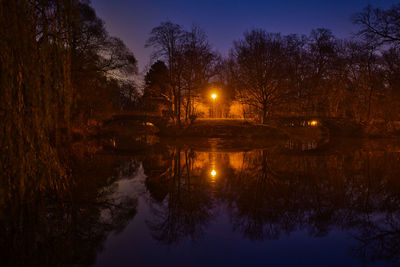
[0,0,137,197]
[144,4,400,126]
[144,22,220,125]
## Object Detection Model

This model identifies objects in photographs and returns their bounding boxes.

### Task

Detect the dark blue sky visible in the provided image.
[92,0,397,73]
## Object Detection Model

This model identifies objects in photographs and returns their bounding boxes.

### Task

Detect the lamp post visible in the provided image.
[211,93,217,118]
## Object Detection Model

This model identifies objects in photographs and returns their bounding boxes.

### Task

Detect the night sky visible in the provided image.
[92,0,397,73]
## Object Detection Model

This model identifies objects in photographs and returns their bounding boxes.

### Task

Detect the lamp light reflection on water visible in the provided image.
[211,93,217,99]
[211,169,217,177]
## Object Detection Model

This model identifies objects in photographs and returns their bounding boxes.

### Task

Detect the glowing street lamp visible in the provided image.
[211,169,217,177]
[211,93,217,117]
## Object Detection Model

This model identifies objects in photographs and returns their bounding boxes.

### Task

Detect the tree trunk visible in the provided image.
[262,104,268,124]
[177,84,181,128]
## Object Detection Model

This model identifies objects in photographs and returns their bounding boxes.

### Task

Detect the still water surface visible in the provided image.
[3,138,400,266]
[96,138,400,266]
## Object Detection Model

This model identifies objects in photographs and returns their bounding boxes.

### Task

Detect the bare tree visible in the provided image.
[353,4,400,46]
[181,25,219,121]
[71,2,138,123]
[146,21,185,126]
[0,0,76,197]
[231,30,290,123]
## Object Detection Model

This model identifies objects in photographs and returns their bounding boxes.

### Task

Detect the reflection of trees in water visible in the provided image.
[343,151,400,265]
[0,153,139,266]
[220,150,304,241]
[143,144,400,264]
[144,147,215,244]
[222,150,352,240]
[350,213,400,265]
[226,149,400,264]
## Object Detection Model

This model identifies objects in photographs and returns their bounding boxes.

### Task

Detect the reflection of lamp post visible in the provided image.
[211,93,217,118]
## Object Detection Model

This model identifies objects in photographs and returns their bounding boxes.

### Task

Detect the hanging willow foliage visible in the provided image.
[0,0,78,203]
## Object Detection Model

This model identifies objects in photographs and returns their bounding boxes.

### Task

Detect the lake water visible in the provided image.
[2,138,400,266]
